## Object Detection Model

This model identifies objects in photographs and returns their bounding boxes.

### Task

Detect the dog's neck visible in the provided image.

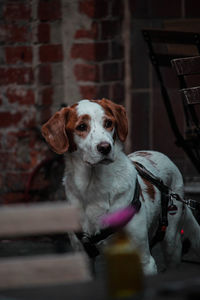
[64,144,137,208]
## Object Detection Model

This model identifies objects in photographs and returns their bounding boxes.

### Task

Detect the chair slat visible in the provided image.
[172,56,200,76]
[0,253,91,289]
[181,86,200,105]
[0,202,81,238]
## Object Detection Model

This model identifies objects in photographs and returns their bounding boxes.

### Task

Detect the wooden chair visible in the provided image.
[172,55,200,170]
[142,28,200,173]
[0,202,91,290]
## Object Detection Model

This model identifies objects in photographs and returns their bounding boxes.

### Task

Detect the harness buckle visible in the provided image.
[185,199,197,210]
[170,193,200,211]
[170,193,180,201]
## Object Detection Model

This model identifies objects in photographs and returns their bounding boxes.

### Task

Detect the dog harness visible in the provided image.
[75,178,141,258]
[76,161,200,258]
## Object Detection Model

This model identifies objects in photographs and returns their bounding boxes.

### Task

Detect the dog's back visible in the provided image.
[129,150,184,197]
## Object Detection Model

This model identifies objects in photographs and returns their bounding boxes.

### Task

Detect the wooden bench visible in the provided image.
[0,202,91,289]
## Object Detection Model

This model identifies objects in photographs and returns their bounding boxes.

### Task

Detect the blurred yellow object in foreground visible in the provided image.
[104,230,144,298]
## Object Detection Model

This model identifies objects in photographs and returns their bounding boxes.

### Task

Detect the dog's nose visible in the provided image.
[97,142,111,155]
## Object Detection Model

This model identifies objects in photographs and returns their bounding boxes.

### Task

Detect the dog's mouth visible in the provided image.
[100,158,114,165]
[84,158,114,166]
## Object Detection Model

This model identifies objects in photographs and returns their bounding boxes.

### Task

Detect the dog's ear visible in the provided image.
[42,107,71,154]
[99,98,128,142]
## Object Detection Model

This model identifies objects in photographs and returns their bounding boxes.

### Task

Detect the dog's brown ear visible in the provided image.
[42,107,71,154]
[99,98,128,142]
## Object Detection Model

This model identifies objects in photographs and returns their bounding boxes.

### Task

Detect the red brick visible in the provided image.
[96,85,109,99]
[111,41,124,59]
[22,112,36,129]
[0,152,14,170]
[15,149,38,171]
[41,87,53,106]
[3,131,31,152]
[101,20,121,40]
[38,0,61,21]
[71,43,94,60]
[39,45,63,63]
[79,0,108,18]
[74,64,99,82]
[3,132,18,149]
[5,46,33,64]
[79,85,98,99]
[39,64,52,84]
[6,172,30,191]
[37,23,50,43]
[0,173,3,189]
[71,42,108,61]
[0,135,3,152]
[102,62,120,81]
[112,0,124,17]
[4,2,31,20]
[0,67,34,85]
[6,88,35,105]
[75,22,98,39]
[40,107,52,124]
[2,192,26,205]
[111,83,124,104]
[0,133,2,149]
[0,24,31,43]
[131,92,150,151]
[0,112,22,127]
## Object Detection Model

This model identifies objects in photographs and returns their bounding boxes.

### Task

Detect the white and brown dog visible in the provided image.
[42,98,200,275]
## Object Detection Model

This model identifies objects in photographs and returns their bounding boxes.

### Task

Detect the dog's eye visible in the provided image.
[76,123,87,132]
[105,119,113,129]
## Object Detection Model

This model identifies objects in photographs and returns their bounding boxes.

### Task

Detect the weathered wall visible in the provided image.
[0,0,124,204]
[62,0,124,105]
[1,0,200,204]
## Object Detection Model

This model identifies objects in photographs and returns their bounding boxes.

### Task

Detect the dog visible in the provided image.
[42,98,200,275]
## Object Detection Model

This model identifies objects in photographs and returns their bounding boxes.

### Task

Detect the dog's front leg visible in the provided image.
[132,234,157,275]
[140,247,157,275]
[68,232,84,251]
[126,218,157,275]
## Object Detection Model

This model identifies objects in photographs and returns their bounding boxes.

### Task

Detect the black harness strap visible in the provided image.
[133,162,169,194]
[172,193,200,211]
[133,161,170,249]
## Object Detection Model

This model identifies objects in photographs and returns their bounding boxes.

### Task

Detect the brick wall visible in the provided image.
[0,0,64,203]
[62,0,124,105]
[0,0,125,204]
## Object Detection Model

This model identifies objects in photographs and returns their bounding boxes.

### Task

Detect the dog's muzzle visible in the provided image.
[97,142,112,155]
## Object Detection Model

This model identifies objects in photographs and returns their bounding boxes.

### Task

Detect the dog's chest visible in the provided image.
[67,165,126,206]
[64,161,136,233]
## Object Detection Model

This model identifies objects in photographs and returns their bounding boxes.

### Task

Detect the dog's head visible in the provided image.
[42,99,128,165]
